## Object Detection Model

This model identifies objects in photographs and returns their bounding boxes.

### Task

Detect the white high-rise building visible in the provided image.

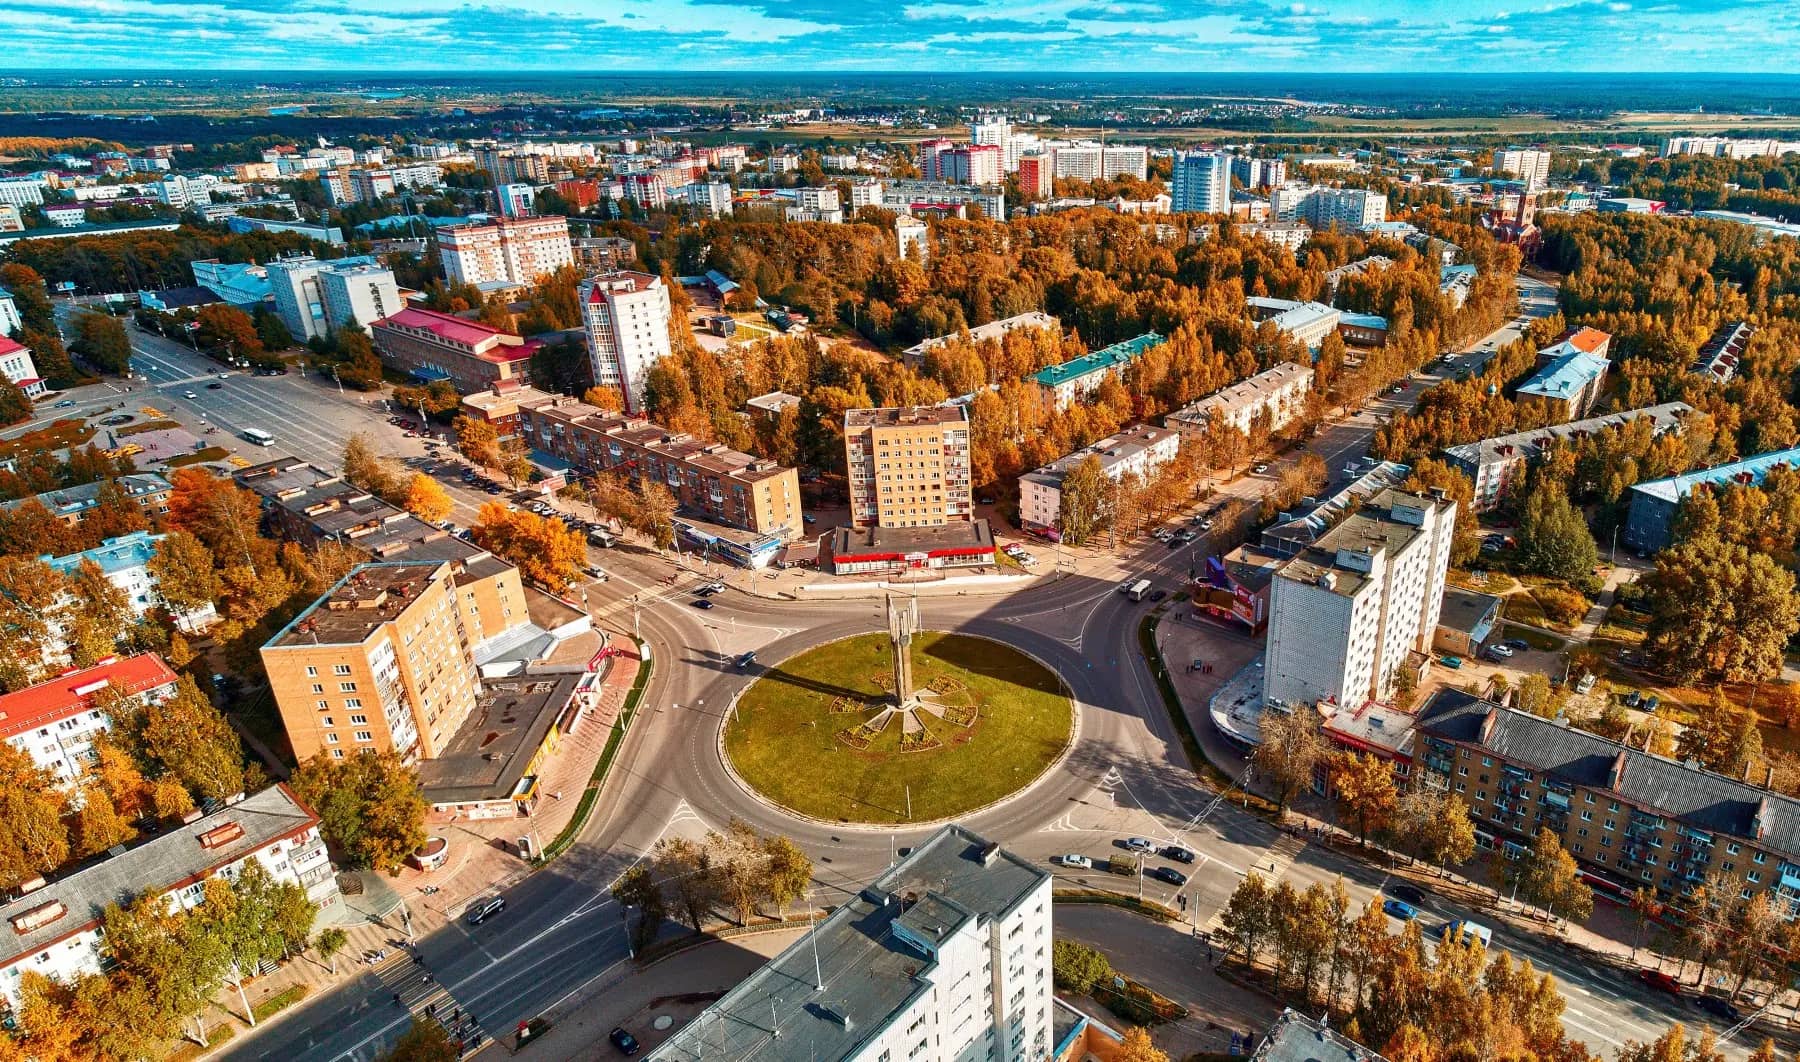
[970,114,1012,162]
[266,255,393,341]
[1268,185,1387,230]
[646,825,1054,1062]
[580,271,672,414]
[1171,151,1231,214]
[1231,156,1287,190]
[685,182,733,218]
[1263,488,1457,710]
[0,176,46,209]
[155,174,210,209]
[438,215,574,289]
[1496,148,1552,191]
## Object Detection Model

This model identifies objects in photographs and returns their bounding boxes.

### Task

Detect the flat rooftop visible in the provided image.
[648,825,1047,1062]
[845,404,969,430]
[828,519,994,559]
[1021,424,1179,489]
[1438,585,1503,636]
[1444,402,1692,471]
[266,562,447,648]
[418,672,587,805]
[1276,489,1448,598]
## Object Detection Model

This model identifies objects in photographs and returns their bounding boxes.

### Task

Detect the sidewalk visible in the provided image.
[512,928,804,1060]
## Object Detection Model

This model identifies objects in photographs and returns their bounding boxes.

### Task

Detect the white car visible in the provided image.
[1056,854,1094,869]
[1487,644,1515,660]
[1017,554,1039,567]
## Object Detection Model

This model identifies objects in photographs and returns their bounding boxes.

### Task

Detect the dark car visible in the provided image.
[735,651,757,670]
[1148,866,1187,886]
[1381,898,1419,922]
[609,1027,641,1055]
[206,381,223,389]
[1637,969,1683,998]
[464,896,505,926]
[1386,882,1427,907]
[691,599,715,610]
[1149,589,1168,602]
[1160,845,1196,863]
[1692,994,1741,1023]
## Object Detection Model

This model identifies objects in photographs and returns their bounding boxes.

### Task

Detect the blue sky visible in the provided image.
[1,0,1792,72]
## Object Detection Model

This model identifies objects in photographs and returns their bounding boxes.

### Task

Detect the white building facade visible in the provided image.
[1019,424,1181,537]
[1171,151,1230,215]
[439,215,574,288]
[1166,363,1314,438]
[0,654,179,787]
[265,255,391,342]
[580,271,672,415]
[1263,489,1456,710]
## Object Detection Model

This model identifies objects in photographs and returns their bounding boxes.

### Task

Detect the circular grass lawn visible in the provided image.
[723,631,1074,825]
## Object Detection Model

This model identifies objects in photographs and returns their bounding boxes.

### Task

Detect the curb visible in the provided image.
[713,632,1084,833]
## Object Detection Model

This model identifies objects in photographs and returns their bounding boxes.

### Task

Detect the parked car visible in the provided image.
[1692,994,1741,1022]
[703,581,726,594]
[1382,899,1420,922]
[1198,519,1214,531]
[1502,639,1529,651]
[1148,866,1188,886]
[464,896,505,926]
[1056,854,1094,869]
[1386,882,1427,906]
[1624,689,1642,708]
[1487,644,1515,660]
[1576,672,1597,695]
[1160,845,1196,864]
[1637,969,1683,998]
[1253,463,1269,473]
[1439,655,1463,669]
[1124,837,1155,853]
[1643,695,1660,713]
[609,1027,641,1055]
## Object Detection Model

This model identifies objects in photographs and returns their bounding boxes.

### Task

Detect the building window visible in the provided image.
[354,731,373,743]
[305,666,318,677]
[1727,843,1742,855]
[350,715,367,726]
[333,664,352,675]
[1604,819,1615,831]
[311,684,324,694]
[1754,851,1767,864]
[326,734,339,744]
[339,682,357,692]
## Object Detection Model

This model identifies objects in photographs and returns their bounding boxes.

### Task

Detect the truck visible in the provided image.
[1107,854,1140,877]
[1126,579,1152,602]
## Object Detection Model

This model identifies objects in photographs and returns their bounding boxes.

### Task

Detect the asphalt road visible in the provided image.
[43,277,1758,1061]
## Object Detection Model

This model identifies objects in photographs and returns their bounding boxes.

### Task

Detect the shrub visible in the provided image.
[1053,939,1113,994]
[1533,585,1590,627]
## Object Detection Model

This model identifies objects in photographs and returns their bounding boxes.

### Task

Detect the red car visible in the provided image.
[1637,969,1683,998]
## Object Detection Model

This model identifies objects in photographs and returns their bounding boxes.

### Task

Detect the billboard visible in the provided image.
[1193,554,1264,632]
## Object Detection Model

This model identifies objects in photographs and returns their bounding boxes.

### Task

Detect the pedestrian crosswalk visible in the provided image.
[371,946,491,1057]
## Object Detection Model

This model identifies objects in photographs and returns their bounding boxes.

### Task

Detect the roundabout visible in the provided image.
[721,630,1076,826]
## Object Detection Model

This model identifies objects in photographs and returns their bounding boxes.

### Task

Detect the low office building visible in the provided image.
[845,404,973,529]
[744,391,802,422]
[0,654,178,788]
[1414,688,1800,910]
[1337,311,1390,346]
[821,521,996,575]
[488,386,804,540]
[1018,424,1181,538]
[1624,444,1800,553]
[189,259,271,309]
[647,825,1053,1062]
[417,664,603,820]
[236,458,492,564]
[1444,402,1693,512]
[1254,1010,1388,1062]
[1516,327,1613,421]
[1246,297,1341,351]
[1166,363,1314,439]
[0,785,339,1007]
[370,307,541,393]
[899,311,1060,370]
[1435,585,1503,658]
[1029,332,1164,410]
[1264,488,1457,710]
[0,474,171,526]
[44,531,218,633]
[1193,547,1281,633]
[1692,320,1754,384]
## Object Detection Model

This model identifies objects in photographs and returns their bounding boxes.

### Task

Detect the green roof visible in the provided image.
[1030,332,1163,389]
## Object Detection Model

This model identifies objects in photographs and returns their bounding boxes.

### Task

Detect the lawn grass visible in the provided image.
[724,632,1072,824]
[251,985,307,1022]
[1500,622,1564,652]
[116,418,182,436]
[0,417,94,461]
[166,446,231,467]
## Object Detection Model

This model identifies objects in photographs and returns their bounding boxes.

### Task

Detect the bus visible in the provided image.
[241,428,275,446]
[1441,919,1492,950]
[1126,579,1153,602]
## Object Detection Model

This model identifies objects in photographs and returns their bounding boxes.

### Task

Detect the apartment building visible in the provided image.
[881,180,1006,221]
[900,311,1060,370]
[1263,488,1457,709]
[572,235,638,273]
[648,825,1054,1062]
[940,145,1003,186]
[1017,153,1053,198]
[1029,332,1164,410]
[0,784,339,1007]
[0,474,172,526]
[320,260,400,333]
[1165,363,1314,439]
[845,405,973,528]
[0,654,178,788]
[1240,221,1311,252]
[1019,424,1181,538]
[438,215,574,288]
[684,182,733,218]
[1231,156,1288,190]
[579,270,672,414]
[1692,320,1755,384]
[1496,148,1552,191]
[44,531,219,633]
[0,335,43,398]
[369,307,539,393]
[1270,185,1388,230]
[263,562,491,762]
[1051,143,1149,182]
[1171,151,1230,215]
[895,215,930,263]
[265,255,391,342]
[1516,328,1613,422]
[1415,688,1800,914]
[1445,402,1694,513]
[1625,444,1800,553]
[474,385,803,538]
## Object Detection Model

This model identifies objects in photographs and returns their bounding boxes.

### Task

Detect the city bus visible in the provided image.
[241,428,275,446]
[1126,579,1153,602]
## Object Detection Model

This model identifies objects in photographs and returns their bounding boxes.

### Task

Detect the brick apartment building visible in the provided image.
[370,307,542,393]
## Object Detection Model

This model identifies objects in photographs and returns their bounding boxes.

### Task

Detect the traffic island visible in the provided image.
[723,631,1074,825]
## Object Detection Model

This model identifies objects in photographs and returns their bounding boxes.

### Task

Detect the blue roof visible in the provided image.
[704,269,739,295]
[1630,445,1800,505]
[1338,311,1389,330]
[1518,350,1608,401]
[1031,333,1164,389]
[410,367,453,382]
[43,531,165,578]
[1441,264,1478,280]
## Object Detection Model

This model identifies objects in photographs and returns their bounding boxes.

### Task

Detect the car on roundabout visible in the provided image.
[1148,866,1188,886]
[1055,854,1094,870]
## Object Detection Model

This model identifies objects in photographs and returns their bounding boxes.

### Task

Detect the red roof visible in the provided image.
[0,654,178,740]
[1565,327,1611,354]
[0,335,26,358]
[375,307,510,349]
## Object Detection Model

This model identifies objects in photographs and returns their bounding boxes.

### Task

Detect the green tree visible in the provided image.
[1051,939,1114,994]
[1499,827,1594,924]
[1219,871,1275,965]
[380,1018,459,1062]
[137,675,245,802]
[69,311,132,375]
[290,751,427,873]
[1641,535,1800,682]
[146,531,222,619]
[252,305,294,351]
[760,833,813,918]
[315,926,349,974]
[611,864,667,952]
[1515,483,1599,583]
[1056,454,1109,546]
